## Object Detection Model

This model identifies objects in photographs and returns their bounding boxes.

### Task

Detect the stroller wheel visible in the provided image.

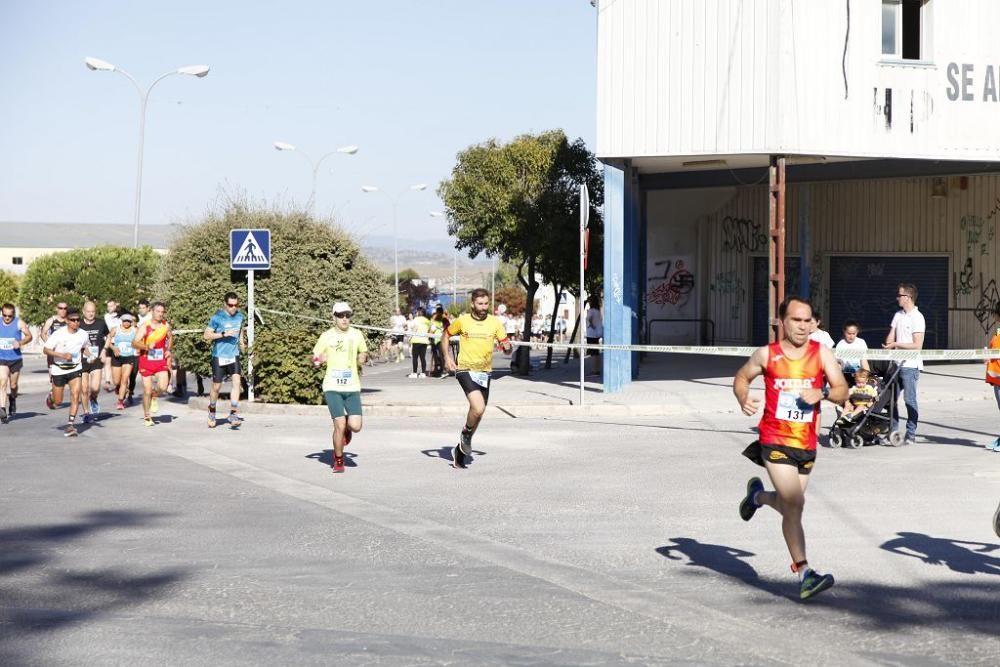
[888,431,904,447]
[849,434,864,449]
[830,431,843,448]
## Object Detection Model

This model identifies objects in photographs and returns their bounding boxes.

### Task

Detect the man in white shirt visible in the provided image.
[883,282,926,445]
[388,308,407,363]
[42,307,95,437]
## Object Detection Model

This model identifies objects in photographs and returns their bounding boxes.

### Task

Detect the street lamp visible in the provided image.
[361,184,428,310]
[273,141,358,214]
[429,211,457,307]
[84,56,210,248]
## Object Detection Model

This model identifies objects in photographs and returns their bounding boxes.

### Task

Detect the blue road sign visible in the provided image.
[230,229,271,270]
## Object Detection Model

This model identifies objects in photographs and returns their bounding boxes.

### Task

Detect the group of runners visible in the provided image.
[1,292,248,436]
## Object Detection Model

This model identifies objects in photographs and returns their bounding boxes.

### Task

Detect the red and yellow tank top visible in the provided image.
[987,326,1000,387]
[759,340,825,451]
[139,321,169,362]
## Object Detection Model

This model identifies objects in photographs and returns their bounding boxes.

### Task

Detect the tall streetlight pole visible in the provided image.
[84,57,210,248]
[429,211,457,307]
[361,184,427,310]
[273,141,358,214]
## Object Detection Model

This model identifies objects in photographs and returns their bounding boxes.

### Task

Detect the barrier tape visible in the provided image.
[247,307,1000,362]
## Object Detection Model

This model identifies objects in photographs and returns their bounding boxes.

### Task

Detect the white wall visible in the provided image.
[597,0,1000,162]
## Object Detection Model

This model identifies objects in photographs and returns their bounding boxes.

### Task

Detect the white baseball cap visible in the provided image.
[332,302,352,315]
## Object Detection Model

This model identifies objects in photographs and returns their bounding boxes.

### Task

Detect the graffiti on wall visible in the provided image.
[954,258,979,298]
[710,271,746,320]
[647,257,695,310]
[721,216,766,253]
[974,279,1000,333]
[960,214,996,257]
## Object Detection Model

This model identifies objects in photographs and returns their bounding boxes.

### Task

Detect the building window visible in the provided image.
[11,257,23,265]
[882,0,930,61]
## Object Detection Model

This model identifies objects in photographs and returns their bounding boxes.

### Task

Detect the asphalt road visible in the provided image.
[1,380,999,666]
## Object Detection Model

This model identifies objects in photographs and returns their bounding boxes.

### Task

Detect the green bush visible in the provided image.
[157,203,393,402]
[0,270,19,307]
[17,246,162,325]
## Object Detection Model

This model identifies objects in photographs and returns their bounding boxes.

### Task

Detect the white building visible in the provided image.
[596,0,1000,390]
[0,222,175,274]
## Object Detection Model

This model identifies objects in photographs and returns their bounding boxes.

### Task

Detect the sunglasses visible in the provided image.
[226,302,239,307]
[67,317,80,322]
[1,313,13,319]
[334,312,352,319]
[57,306,67,310]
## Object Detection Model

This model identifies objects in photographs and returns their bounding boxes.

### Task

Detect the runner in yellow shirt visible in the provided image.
[442,288,512,468]
[312,301,368,474]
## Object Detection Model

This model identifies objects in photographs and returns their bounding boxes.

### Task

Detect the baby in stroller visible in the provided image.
[830,361,904,448]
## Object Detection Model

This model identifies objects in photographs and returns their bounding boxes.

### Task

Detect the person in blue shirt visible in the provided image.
[0,302,34,423]
[202,291,246,428]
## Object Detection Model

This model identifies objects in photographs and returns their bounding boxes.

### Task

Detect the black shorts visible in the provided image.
[391,334,404,344]
[111,355,136,368]
[586,337,600,356]
[82,359,103,374]
[0,359,23,374]
[212,356,242,383]
[52,370,82,387]
[456,370,491,404]
[742,441,816,475]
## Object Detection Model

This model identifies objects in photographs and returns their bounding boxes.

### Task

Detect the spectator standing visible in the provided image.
[883,282,925,445]
[408,308,431,378]
[985,304,1000,451]
[389,308,406,362]
[585,297,603,375]
[808,314,835,349]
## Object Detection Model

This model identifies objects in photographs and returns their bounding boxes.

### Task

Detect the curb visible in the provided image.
[186,396,709,418]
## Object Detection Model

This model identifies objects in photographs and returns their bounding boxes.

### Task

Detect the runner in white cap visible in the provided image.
[312,301,368,473]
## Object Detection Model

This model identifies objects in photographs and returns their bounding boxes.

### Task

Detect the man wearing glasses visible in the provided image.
[883,282,925,445]
[312,302,368,474]
[0,303,33,423]
[203,291,247,428]
[41,302,69,409]
[42,307,95,437]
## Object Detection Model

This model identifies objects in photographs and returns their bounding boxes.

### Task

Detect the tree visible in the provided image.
[18,246,162,325]
[494,286,527,316]
[0,270,19,307]
[438,130,599,374]
[157,202,392,404]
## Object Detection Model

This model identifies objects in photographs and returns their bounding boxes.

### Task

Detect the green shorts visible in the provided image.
[324,391,362,418]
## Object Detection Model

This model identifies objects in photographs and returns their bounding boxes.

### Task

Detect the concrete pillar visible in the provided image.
[602,161,641,392]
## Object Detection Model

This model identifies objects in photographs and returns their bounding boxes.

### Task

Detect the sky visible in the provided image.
[0,0,597,250]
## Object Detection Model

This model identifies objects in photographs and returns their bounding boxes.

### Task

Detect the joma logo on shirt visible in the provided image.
[772,378,814,390]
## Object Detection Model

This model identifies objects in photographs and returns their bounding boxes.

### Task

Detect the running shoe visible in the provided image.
[126,394,134,407]
[459,430,472,456]
[82,414,92,425]
[0,406,7,424]
[150,397,159,414]
[453,445,466,469]
[344,428,352,446]
[739,477,765,522]
[64,424,78,437]
[45,392,55,410]
[332,456,345,473]
[228,411,242,426]
[143,417,154,427]
[800,569,835,600]
[418,373,426,378]
[207,414,217,429]
[407,373,418,378]
[987,437,1000,451]
[8,394,15,416]
[91,399,99,415]
[116,399,125,411]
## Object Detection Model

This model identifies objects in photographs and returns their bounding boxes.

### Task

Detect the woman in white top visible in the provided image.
[585,297,603,375]
[834,320,870,383]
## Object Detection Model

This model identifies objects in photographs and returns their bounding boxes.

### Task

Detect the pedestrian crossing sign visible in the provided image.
[230,228,271,270]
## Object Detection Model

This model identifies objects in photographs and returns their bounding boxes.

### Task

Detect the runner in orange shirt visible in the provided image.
[132,302,173,427]
[733,295,848,600]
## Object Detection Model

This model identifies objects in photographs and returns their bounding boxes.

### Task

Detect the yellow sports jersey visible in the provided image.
[446,313,507,372]
[313,327,368,393]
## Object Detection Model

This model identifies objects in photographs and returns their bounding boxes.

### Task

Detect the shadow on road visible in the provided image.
[658,535,1000,634]
[0,510,187,665]
[880,531,1000,575]
[306,450,359,467]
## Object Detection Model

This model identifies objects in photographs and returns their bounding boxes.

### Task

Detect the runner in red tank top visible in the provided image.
[132,302,173,427]
[733,296,847,600]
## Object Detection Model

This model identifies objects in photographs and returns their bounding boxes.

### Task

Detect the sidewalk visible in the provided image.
[183,350,995,418]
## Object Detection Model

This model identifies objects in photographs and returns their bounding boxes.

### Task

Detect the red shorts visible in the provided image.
[139,358,169,377]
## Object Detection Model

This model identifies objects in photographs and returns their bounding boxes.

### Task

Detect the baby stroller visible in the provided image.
[829,360,904,449]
